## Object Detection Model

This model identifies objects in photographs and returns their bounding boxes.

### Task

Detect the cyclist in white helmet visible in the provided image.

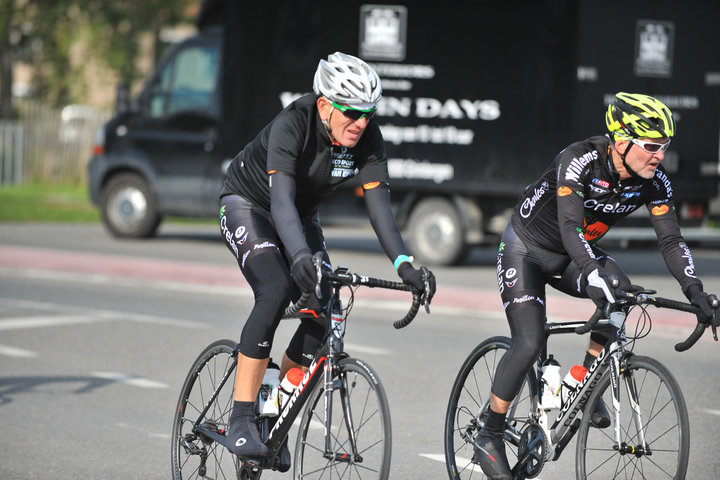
[217,52,436,468]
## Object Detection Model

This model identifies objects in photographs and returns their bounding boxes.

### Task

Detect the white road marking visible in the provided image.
[343,343,391,355]
[0,314,111,331]
[92,372,169,389]
[702,409,720,416]
[0,343,37,357]
[0,297,205,330]
[419,453,483,474]
[420,453,544,479]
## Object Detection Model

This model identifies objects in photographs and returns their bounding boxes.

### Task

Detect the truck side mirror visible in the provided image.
[115,82,130,114]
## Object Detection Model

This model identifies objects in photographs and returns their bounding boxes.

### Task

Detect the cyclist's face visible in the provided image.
[317,98,372,148]
[616,138,668,180]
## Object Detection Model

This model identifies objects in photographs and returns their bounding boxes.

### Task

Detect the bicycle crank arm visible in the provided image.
[323,452,363,463]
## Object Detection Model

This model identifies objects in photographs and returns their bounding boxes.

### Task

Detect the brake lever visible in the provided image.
[420,266,431,313]
[709,294,719,341]
[313,251,323,299]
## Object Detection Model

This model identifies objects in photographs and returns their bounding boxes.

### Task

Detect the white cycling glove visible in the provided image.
[586,268,616,308]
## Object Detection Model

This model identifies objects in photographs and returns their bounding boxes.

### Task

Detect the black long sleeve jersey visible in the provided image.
[221,93,388,216]
[220,93,409,261]
[511,135,702,296]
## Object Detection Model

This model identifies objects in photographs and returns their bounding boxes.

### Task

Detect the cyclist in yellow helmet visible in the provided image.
[472,92,717,480]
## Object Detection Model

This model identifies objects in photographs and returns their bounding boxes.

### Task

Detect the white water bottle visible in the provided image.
[258,362,281,417]
[540,355,562,410]
[560,365,588,407]
[278,367,304,411]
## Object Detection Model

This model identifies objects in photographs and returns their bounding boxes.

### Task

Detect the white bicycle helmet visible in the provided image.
[313,52,382,109]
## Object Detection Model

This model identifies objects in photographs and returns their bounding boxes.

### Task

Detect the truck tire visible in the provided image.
[100,173,162,238]
[406,197,468,266]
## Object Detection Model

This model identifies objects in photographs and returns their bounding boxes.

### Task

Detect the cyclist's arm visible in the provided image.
[363,182,409,261]
[556,156,602,277]
[647,184,704,297]
[269,171,310,258]
[356,128,411,264]
[267,114,311,258]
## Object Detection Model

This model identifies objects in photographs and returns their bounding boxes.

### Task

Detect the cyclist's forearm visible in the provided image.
[363,185,409,262]
[270,171,310,258]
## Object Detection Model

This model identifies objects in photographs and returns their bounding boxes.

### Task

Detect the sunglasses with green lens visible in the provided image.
[331,101,377,121]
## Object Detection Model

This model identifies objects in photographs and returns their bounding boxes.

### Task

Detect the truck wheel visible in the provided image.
[100,173,161,238]
[406,197,467,266]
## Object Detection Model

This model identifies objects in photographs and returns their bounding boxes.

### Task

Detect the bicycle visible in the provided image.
[171,253,431,480]
[444,284,719,480]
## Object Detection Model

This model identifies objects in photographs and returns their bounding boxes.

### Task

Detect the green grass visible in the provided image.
[0,184,101,222]
[0,183,214,225]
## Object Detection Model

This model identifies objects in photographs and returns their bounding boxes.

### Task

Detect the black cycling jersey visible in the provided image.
[511,134,702,296]
[221,93,388,216]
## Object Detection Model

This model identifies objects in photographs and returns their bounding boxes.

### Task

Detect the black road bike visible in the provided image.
[445,285,718,480]
[172,254,430,480]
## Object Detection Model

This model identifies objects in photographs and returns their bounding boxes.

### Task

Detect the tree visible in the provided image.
[0,0,195,118]
[0,0,18,118]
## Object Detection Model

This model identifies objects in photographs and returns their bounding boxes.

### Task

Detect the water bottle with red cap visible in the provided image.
[560,364,588,407]
[279,367,305,411]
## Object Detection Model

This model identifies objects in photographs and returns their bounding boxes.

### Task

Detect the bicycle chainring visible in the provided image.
[512,422,548,479]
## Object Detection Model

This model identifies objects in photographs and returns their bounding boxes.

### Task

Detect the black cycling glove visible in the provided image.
[398,262,437,303]
[290,249,317,293]
[687,285,716,322]
[585,268,617,309]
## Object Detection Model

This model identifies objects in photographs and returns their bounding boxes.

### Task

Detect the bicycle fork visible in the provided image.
[321,304,363,463]
[609,351,651,456]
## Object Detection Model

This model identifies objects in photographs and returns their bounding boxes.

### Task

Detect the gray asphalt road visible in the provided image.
[1,223,719,479]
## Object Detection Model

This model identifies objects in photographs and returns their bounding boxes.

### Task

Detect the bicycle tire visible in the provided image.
[575,355,689,480]
[171,339,240,480]
[294,357,392,479]
[444,336,537,480]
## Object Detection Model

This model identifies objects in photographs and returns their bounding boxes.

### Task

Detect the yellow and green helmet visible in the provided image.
[605,92,675,141]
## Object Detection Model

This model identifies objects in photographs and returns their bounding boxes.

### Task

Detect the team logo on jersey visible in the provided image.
[583,218,609,242]
[565,150,599,182]
[592,178,610,188]
[621,192,641,198]
[651,204,670,216]
[558,186,573,197]
[330,147,357,178]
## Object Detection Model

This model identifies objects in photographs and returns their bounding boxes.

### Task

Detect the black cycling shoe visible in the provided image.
[224,415,269,458]
[275,436,291,472]
[472,429,512,480]
[591,400,611,429]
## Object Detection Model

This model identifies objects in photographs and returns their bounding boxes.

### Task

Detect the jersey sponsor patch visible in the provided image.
[558,186,573,196]
[651,204,670,216]
[592,178,610,188]
[583,218,609,242]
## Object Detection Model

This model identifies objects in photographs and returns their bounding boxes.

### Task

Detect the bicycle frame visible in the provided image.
[531,308,639,461]
[191,277,354,465]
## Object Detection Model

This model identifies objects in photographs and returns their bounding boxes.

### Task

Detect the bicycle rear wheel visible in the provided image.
[444,336,537,479]
[295,357,392,479]
[576,355,689,479]
[171,339,240,480]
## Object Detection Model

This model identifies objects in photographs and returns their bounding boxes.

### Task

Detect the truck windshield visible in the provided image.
[148,42,219,118]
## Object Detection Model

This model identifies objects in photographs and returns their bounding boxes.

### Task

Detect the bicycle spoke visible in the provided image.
[577,356,688,480]
[296,358,390,479]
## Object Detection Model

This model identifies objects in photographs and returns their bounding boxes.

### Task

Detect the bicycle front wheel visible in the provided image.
[295,357,392,479]
[576,355,689,480]
[171,339,240,480]
[444,336,537,480]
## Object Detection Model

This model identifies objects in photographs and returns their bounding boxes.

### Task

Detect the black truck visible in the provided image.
[88,0,720,265]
